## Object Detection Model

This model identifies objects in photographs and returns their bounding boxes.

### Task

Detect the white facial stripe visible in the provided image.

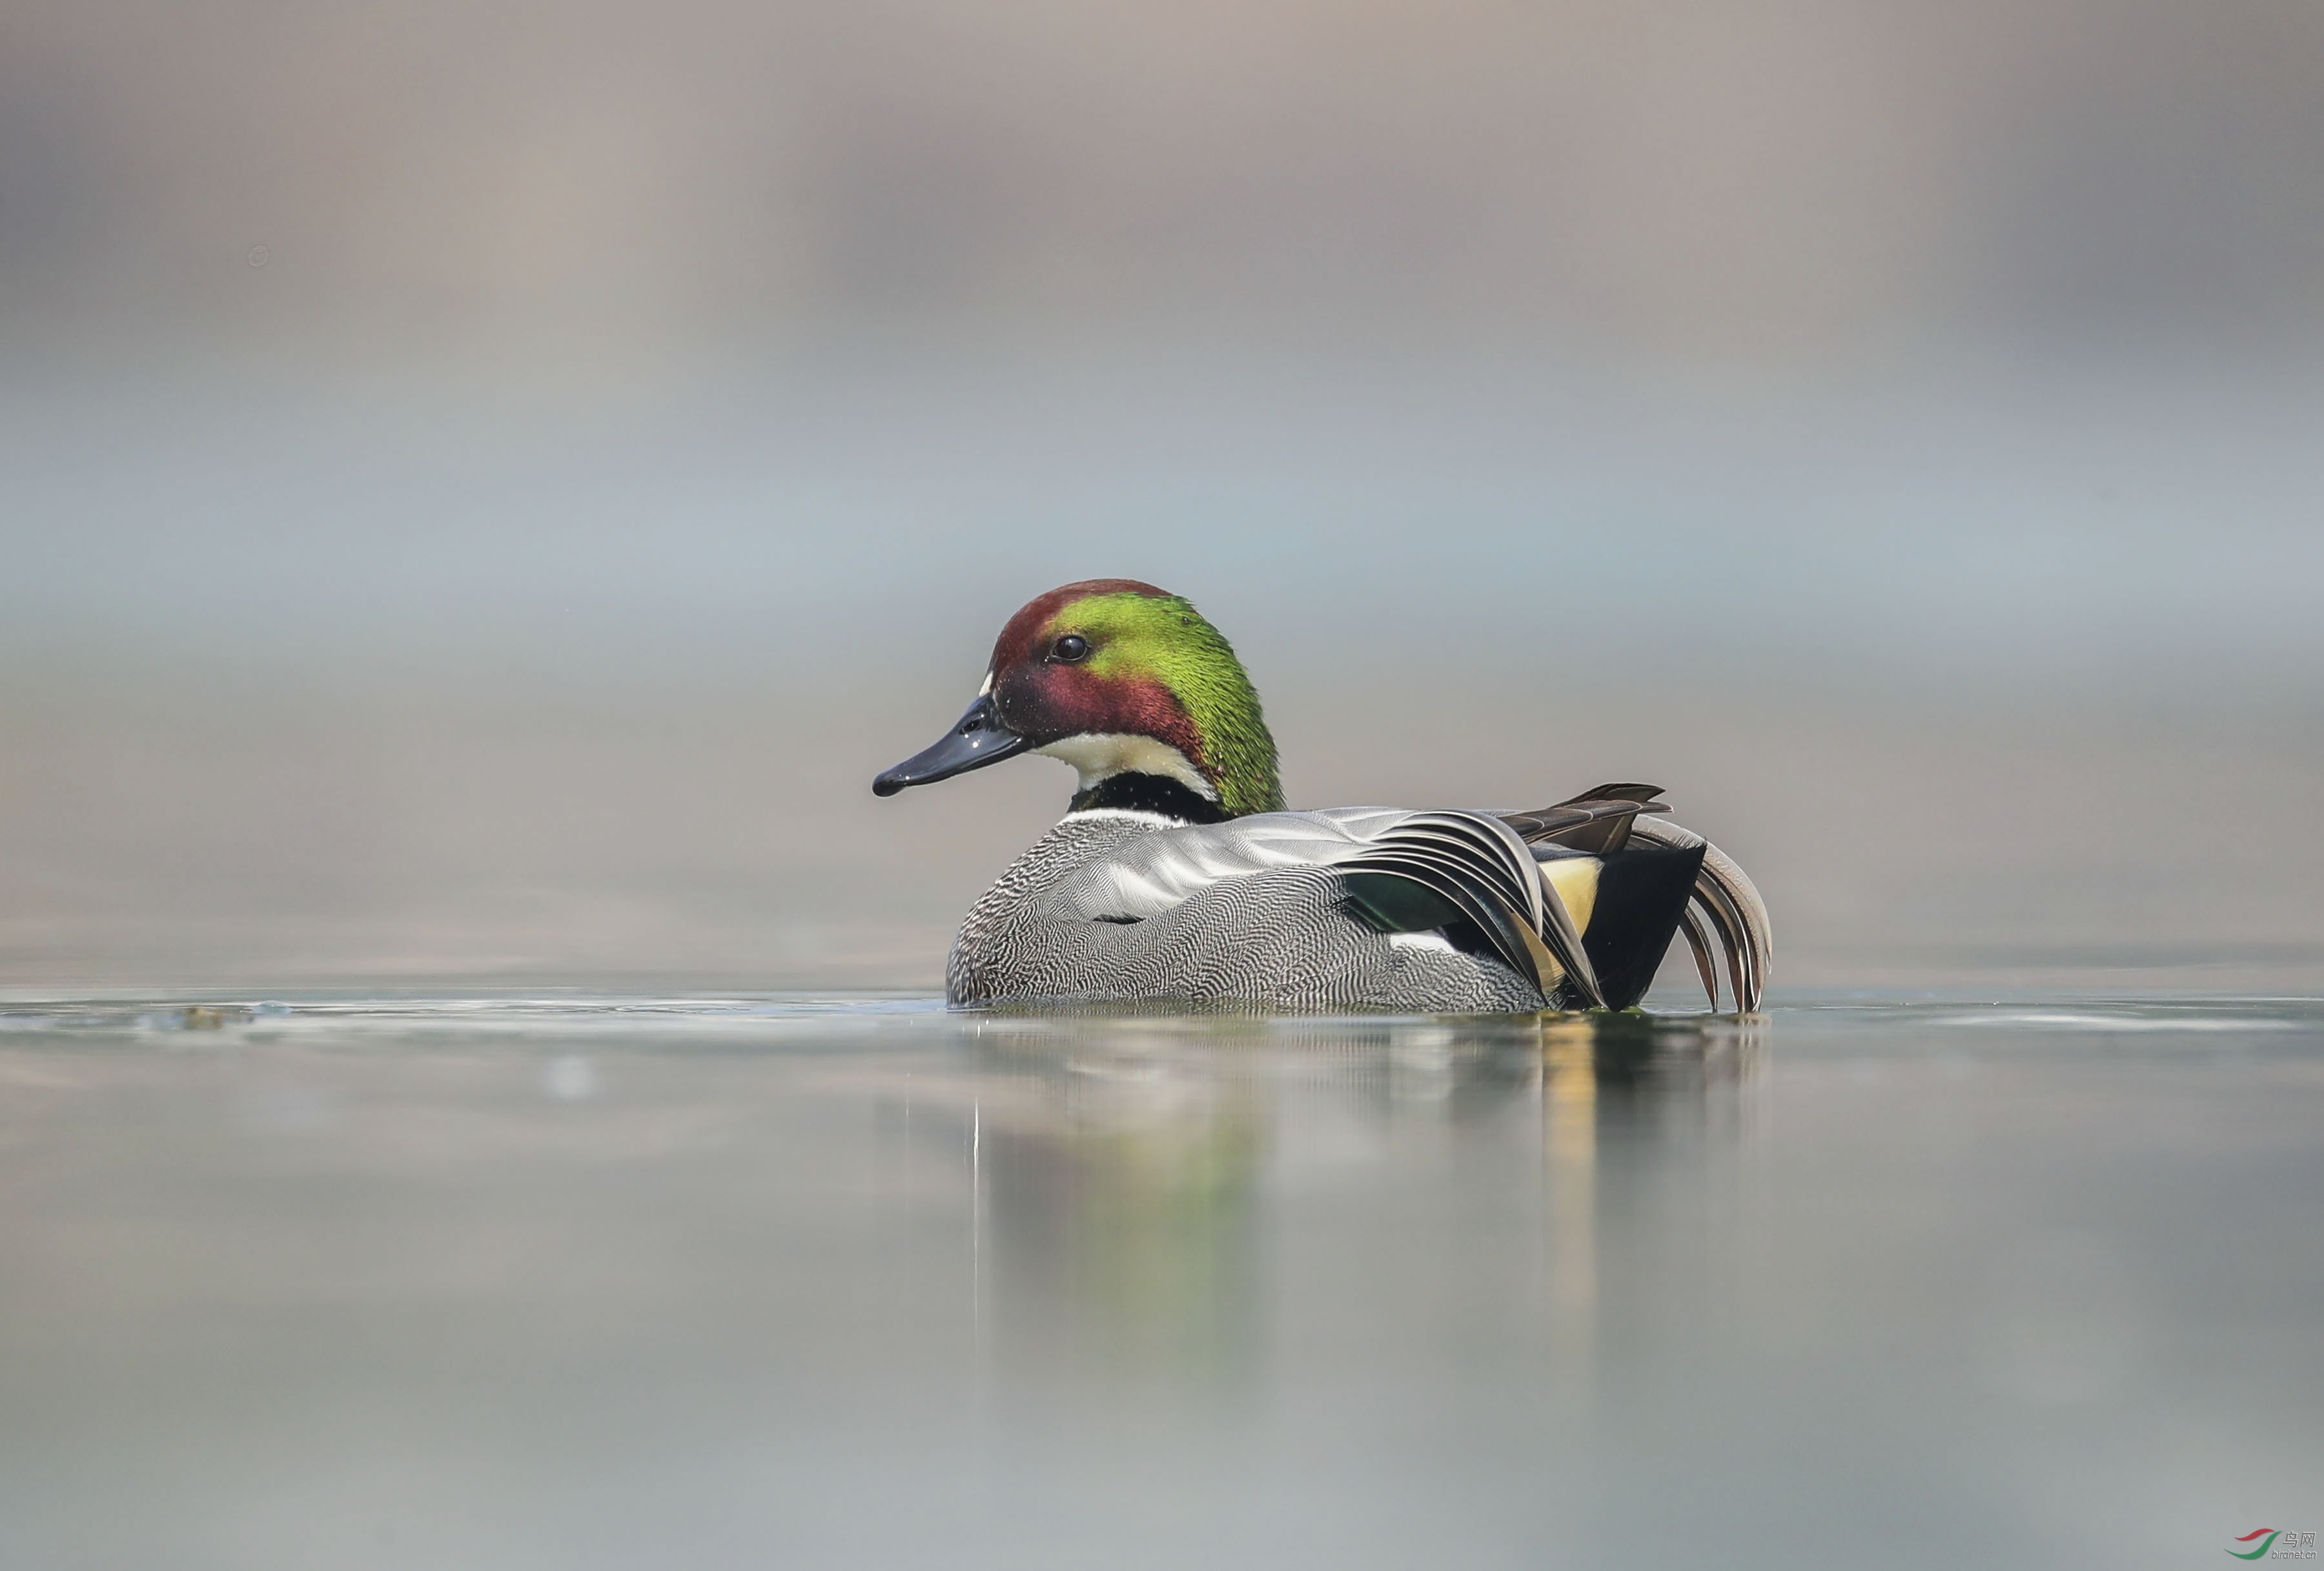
[976,670,994,697]
[1035,733,1217,799]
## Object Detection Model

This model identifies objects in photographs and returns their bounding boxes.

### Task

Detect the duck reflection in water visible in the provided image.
[920,1011,1763,1395]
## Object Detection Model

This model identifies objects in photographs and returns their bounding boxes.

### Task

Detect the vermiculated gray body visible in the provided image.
[947,809,1548,1012]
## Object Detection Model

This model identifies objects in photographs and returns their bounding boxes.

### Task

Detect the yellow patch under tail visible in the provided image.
[1540,857,1600,938]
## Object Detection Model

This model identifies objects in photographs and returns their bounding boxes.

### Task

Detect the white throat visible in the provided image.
[1035,733,1218,801]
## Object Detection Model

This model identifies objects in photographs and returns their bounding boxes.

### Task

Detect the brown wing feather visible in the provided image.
[1495,785,1668,855]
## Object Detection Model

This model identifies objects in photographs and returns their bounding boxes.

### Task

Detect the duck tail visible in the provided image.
[1571,838,1706,1011]
[1624,817,1772,1014]
[1497,786,1771,1015]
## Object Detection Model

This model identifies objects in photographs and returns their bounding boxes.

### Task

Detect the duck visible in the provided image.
[872,579,1768,1014]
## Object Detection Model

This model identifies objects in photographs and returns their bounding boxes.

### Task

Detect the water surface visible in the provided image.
[1,994,2317,1568]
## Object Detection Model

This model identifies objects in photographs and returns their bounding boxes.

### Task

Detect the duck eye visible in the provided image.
[1052,634,1091,663]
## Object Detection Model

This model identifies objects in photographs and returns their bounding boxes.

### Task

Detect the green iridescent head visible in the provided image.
[873,579,1285,817]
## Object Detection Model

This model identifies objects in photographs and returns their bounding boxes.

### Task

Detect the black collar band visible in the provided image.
[1069,772,1232,823]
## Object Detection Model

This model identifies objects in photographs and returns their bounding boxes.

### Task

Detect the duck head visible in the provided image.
[873,579,1285,819]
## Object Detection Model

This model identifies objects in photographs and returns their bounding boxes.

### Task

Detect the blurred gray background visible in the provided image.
[1,0,2319,994]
